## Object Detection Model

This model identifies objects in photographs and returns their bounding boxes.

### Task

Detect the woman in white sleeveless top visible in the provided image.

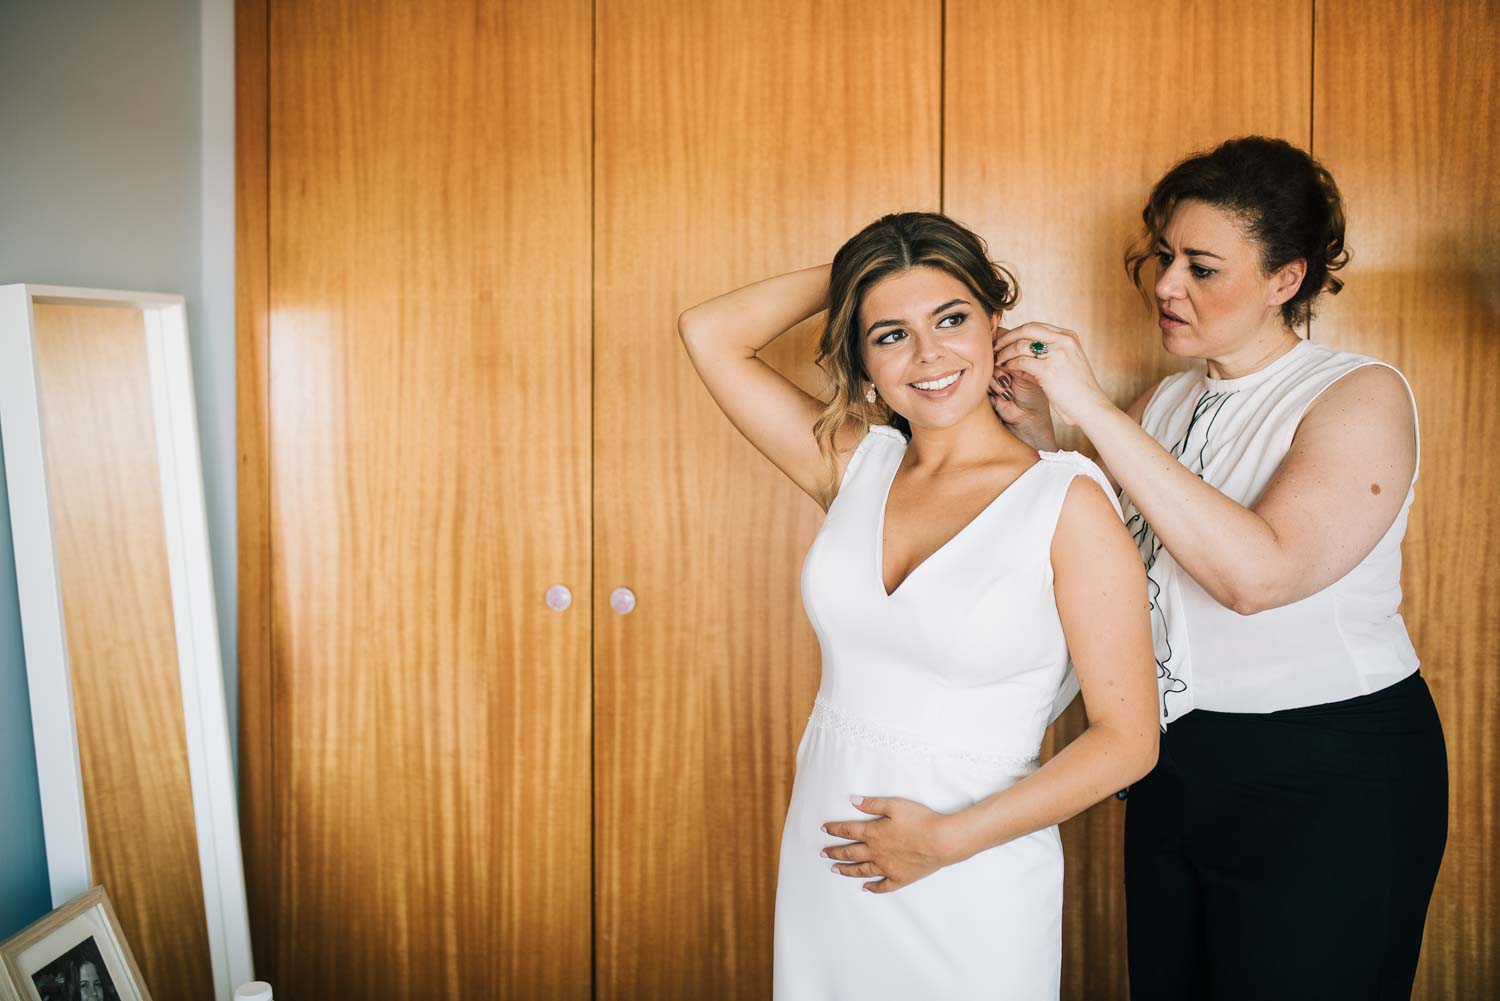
[679,212,1159,999]
[993,137,1447,1000]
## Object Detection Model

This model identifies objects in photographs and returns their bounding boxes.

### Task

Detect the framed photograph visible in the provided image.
[0,887,153,1001]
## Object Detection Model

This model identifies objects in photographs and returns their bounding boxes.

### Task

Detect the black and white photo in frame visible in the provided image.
[0,887,151,1001]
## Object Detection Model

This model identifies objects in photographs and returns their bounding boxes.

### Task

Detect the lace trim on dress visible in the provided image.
[808,698,1040,771]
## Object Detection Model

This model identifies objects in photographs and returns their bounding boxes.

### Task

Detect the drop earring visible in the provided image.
[865,384,877,404]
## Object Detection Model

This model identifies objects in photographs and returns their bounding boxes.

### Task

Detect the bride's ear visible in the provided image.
[991,315,1009,346]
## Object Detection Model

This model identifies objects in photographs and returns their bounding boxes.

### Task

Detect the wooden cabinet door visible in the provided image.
[243,2,594,997]
[241,3,1496,997]
[591,2,941,996]
[1314,2,1500,993]
[942,3,1311,997]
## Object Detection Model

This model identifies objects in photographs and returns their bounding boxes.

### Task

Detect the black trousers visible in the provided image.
[1124,671,1448,1001]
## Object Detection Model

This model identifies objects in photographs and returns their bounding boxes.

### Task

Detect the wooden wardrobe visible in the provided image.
[237,1,1498,998]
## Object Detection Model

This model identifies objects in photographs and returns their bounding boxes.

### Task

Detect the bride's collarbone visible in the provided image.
[881,456,1039,581]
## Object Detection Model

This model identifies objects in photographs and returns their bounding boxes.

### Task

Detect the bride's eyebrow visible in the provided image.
[866,299,971,336]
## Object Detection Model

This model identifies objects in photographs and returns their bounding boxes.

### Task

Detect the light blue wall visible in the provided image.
[0,0,235,940]
[0,444,48,940]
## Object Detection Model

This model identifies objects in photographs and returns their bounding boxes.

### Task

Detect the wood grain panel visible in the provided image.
[234,0,274,982]
[264,2,593,998]
[34,302,215,1001]
[943,3,1312,997]
[1313,3,1500,995]
[593,3,940,996]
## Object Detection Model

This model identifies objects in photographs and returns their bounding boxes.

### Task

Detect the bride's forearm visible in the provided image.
[938,723,1156,864]
[677,264,831,356]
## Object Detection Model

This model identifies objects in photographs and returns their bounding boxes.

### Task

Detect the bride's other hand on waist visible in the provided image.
[820,794,967,895]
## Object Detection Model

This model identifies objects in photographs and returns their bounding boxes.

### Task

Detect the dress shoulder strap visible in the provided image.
[1035,450,1123,520]
[828,424,906,505]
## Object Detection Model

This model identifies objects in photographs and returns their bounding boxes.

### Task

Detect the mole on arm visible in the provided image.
[1371,483,1382,495]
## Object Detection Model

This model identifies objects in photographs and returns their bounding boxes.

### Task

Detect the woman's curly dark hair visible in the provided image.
[1126,136,1349,327]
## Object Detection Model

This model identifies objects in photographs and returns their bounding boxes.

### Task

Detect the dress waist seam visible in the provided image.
[808,697,1041,771]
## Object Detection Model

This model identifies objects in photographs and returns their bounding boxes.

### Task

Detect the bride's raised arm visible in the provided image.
[678,264,859,508]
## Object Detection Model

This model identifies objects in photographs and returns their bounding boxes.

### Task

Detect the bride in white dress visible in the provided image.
[678,212,1159,999]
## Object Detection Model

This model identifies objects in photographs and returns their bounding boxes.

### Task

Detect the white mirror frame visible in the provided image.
[0,284,252,1001]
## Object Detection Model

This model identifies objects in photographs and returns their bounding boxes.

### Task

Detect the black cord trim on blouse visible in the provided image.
[1125,387,1237,721]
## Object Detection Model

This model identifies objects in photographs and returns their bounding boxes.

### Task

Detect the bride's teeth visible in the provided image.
[914,372,960,391]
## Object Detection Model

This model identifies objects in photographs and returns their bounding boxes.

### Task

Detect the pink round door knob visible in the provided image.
[545,584,572,612]
[609,587,637,615]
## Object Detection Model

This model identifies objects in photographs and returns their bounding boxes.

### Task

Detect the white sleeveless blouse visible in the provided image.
[1121,339,1421,724]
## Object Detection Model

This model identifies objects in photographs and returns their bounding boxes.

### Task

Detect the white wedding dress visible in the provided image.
[773,424,1116,1000]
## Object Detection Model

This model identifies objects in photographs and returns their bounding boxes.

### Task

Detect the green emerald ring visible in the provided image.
[1029,340,1049,358]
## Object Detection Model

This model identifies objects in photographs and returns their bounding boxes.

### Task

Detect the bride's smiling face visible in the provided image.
[858,266,996,430]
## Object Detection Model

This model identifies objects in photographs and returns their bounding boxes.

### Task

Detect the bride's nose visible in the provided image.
[910,329,944,363]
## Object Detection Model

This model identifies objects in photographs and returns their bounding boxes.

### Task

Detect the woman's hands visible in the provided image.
[821,795,964,894]
[988,328,1058,451]
[994,322,1114,429]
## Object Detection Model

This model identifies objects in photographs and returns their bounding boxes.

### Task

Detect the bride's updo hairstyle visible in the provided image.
[814,211,1018,471]
[1126,135,1350,328]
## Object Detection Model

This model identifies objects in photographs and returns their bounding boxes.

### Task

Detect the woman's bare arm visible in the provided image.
[997,320,1419,616]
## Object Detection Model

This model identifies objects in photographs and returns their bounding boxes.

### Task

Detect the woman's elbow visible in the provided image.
[1225,590,1265,616]
[1224,585,1301,617]
[1214,573,1294,616]
[1128,728,1160,782]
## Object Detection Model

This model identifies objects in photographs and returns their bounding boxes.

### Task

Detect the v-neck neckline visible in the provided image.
[874,446,1045,599]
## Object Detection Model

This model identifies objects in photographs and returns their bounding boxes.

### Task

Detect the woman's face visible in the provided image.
[77,961,103,1001]
[1152,198,1295,358]
[857,265,995,430]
